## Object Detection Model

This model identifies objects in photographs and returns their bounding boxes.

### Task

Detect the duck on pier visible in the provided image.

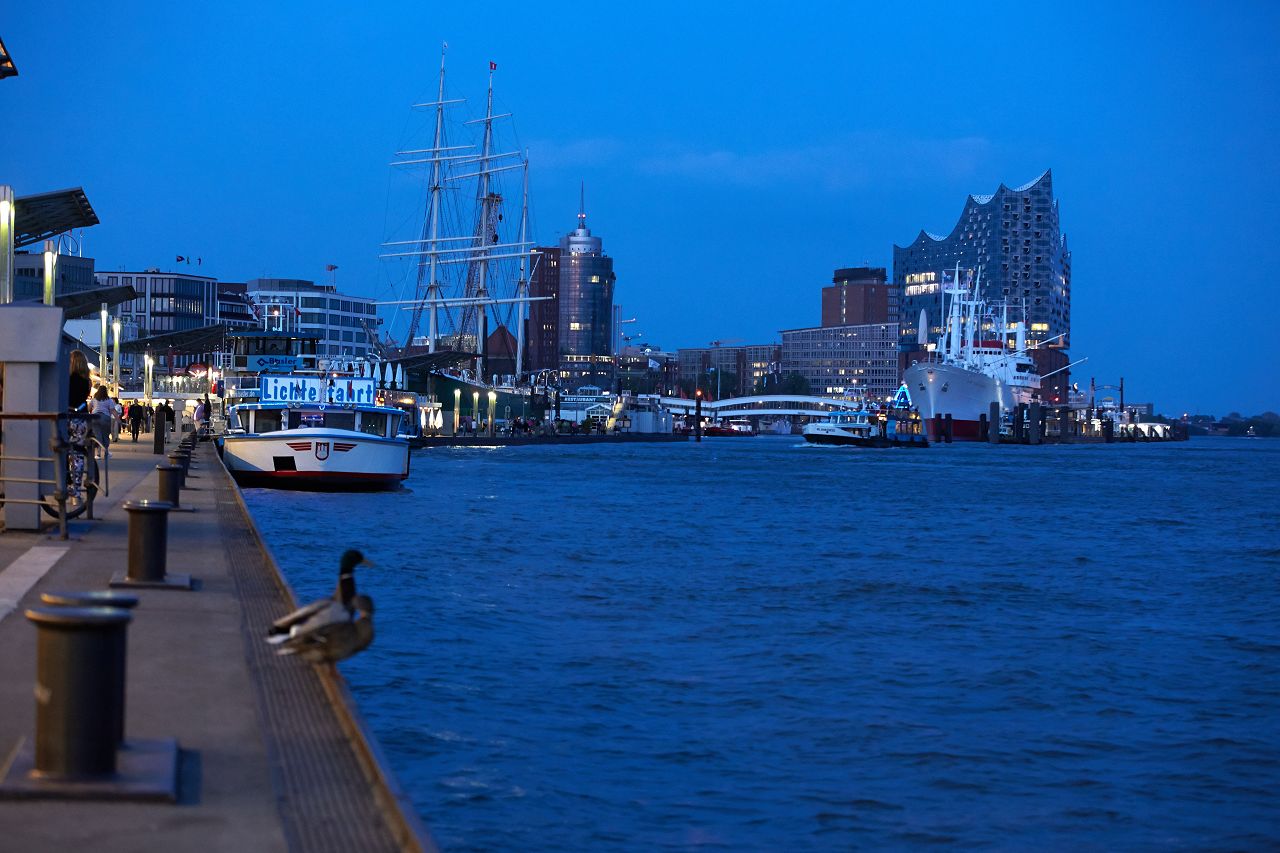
[267,549,373,652]
[276,594,375,663]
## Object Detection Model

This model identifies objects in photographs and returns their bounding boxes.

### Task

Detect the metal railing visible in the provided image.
[0,411,109,539]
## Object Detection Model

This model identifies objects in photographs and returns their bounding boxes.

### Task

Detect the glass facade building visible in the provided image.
[557,207,616,386]
[893,170,1071,352]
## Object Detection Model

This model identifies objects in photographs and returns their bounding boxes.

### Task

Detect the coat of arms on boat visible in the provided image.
[315,442,330,461]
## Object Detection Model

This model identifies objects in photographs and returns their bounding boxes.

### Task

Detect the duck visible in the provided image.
[267,549,373,646]
[276,594,374,663]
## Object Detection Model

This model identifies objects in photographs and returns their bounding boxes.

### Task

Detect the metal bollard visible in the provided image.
[24,606,132,778]
[39,592,139,747]
[125,500,172,582]
[172,449,192,475]
[166,452,188,485]
[111,500,192,590]
[156,464,184,507]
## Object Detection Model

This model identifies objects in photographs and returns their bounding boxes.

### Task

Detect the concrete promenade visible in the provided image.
[0,431,433,852]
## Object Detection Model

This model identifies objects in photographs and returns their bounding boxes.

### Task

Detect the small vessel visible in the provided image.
[802,405,928,448]
[218,330,411,490]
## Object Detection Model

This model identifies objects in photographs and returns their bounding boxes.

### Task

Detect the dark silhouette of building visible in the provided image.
[525,246,560,372]
[822,266,889,327]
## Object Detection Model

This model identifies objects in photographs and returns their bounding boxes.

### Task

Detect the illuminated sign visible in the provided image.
[259,376,376,405]
[247,354,305,372]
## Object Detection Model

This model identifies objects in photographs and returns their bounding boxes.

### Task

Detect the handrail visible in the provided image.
[0,410,74,538]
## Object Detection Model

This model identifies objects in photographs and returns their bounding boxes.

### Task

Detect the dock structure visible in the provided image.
[0,437,433,852]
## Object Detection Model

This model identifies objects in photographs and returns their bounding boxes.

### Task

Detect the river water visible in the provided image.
[245,437,1280,851]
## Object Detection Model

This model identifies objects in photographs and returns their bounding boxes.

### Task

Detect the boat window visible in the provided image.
[1016,364,1033,373]
[290,411,325,429]
[254,410,284,432]
[326,412,356,430]
[358,412,388,437]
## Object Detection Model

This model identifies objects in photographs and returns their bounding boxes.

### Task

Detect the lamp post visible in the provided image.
[112,318,121,394]
[472,390,480,433]
[144,354,154,403]
[98,304,108,392]
[453,387,461,435]
[42,240,56,305]
[487,390,497,436]
[0,187,14,304]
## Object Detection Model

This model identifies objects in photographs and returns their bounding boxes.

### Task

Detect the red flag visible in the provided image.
[176,255,185,263]
[326,264,338,272]
[489,61,497,71]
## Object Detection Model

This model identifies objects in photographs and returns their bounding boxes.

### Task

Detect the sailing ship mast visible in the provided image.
[381,55,542,381]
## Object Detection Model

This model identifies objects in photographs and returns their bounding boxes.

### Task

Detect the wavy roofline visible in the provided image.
[893,170,1054,250]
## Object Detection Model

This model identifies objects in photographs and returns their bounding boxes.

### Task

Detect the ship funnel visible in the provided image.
[1015,321,1026,353]
[917,309,928,346]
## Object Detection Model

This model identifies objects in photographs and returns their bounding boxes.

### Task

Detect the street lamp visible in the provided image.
[472,390,480,430]
[42,240,56,305]
[99,304,108,391]
[453,387,461,435]
[112,318,121,394]
[144,354,154,403]
[487,390,497,436]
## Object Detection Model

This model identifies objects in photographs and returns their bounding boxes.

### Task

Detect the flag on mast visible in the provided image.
[489,61,497,71]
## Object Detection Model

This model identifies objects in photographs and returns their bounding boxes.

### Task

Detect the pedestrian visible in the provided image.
[90,385,114,454]
[162,400,175,433]
[68,349,91,411]
[128,401,144,442]
[112,396,124,442]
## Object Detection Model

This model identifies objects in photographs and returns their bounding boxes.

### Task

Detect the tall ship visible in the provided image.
[377,46,549,424]
[902,266,1045,440]
[217,329,412,490]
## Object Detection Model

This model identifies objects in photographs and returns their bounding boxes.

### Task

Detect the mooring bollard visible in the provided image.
[39,592,139,747]
[124,500,172,582]
[166,452,189,484]
[24,606,132,778]
[110,500,193,591]
[157,464,184,507]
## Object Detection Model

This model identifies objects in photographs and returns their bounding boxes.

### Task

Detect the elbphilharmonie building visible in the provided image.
[894,170,1071,354]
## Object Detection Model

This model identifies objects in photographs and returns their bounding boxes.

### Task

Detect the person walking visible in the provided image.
[162,400,175,434]
[89,385,114,455]
[128,401,144,442]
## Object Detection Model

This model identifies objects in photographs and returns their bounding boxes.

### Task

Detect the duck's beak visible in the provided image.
[359,558,376,568]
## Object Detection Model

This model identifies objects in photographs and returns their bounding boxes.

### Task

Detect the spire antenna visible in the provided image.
[578,181,586,229]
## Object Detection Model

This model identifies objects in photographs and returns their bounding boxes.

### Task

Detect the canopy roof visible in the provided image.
[119,323,230,355]
[57,284,138,319]
[14,187,99,248]
[0,37,16,80]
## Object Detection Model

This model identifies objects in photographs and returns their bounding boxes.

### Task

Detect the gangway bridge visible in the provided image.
[658,394,860,419]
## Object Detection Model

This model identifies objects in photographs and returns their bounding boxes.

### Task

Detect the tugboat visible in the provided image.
[217,329,411,490]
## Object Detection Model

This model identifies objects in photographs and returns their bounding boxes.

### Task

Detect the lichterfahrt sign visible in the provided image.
[259,376,376,405]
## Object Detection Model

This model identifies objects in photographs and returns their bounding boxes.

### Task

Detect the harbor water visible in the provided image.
[245,437,1280,851]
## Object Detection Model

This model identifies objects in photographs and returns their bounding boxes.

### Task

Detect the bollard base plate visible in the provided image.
[109,571,194,591]
[0,737,180,802]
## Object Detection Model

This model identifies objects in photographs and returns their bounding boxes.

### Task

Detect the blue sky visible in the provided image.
[4,2,1277,415]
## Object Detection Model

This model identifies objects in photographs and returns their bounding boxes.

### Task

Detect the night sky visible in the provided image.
[4,3,1277,415]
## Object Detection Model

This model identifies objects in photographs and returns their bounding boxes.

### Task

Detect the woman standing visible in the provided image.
[68,350,91,411]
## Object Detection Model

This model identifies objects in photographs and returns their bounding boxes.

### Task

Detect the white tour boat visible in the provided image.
[218,330,411,490]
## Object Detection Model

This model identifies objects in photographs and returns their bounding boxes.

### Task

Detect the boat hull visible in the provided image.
[221,429,410,491]
[903,361,1034,441]
[802,425,928,448]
